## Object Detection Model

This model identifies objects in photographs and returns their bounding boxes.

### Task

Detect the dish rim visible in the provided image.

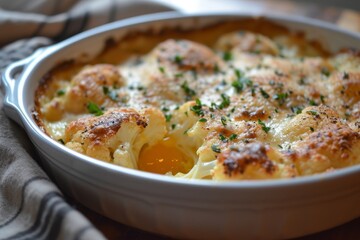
[11,11,360,189]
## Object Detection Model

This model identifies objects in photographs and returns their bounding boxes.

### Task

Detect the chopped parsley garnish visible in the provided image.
[291,106,303,114]
[56,89,65,96]
[218,93,230,109]
[342,72,349,80]
[87,102,104,116]
[229,134,238,141]
[278,144,283,149]
[232,69,253,93]
[213,64,220,73]
[199,118,207,122]
[222,51,233,61]
[58,139,65,145]
[162,107,169,112]
[174,55,183,64]
[171,124,176,130]
[321,67,330,77]
[258,119,270,133]
[320,95,325,104]
[103,86,110,95]
[159,66,165,73]
[103,86,118,101]
[273,92,288,105]
[306,110,318,116]
[181,81,196,99]
[190,99,204,116]
[211,144,221,153]
[310,127,314,132]
[260,88,270,99]
[219,134,227,142]
[298,78,306,85]
[175,73,183,78]
[232,79,243,93]
[165,114,172,122]
[308,99,318,106]
[220,116,227,126]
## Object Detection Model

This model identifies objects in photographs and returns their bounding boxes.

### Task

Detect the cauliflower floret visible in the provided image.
[282,105,360,175]
[215,31,279,56]
[63,64,126,113]
[64,107,166,169]
[136,39,226,105]
[213,142,298,180]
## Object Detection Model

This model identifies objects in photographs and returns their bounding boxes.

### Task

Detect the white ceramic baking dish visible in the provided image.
[2,12,360,240]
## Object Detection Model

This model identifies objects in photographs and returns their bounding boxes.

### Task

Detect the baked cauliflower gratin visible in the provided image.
[34,19,360,180]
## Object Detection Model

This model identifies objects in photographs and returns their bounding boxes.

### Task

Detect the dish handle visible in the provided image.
[1,49,45,126]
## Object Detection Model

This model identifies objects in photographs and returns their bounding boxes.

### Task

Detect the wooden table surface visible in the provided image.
[72,1,360,239]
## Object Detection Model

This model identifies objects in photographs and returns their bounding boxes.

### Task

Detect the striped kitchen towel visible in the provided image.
[0,0,173,239]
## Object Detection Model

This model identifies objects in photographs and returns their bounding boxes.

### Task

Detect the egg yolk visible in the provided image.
[138,137,193,175]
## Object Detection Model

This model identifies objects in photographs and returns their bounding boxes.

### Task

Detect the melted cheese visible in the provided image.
[34,20,360,180]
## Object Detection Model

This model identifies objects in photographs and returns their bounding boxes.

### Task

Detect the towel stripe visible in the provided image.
[31,18,48,38]
[108,0,117,23]
[3,192,63,239]
[0,176,50,228]
[78,10,90,33]
[3,192,77,240]
[54,12,73,41]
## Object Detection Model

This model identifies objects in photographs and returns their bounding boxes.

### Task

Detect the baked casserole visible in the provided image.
[34,19,360,180]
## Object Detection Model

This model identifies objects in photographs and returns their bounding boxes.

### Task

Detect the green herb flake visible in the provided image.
[310,127,314,132]
[171,124,176,130]
[298,78,306,85]
[221,116,227,126]
[306,110,318,116]
[174,55,183,64]
[229,134,238,141]
[223,51,233,61]
[175,73,183,78]
[273,92,288,105]
[211,144,221,153]
[342,72,349,80]
[232,79,243,93]
[232,69,252,93]
[219,134,227,142]
[309,99,317,106]
[320,95,325,104]
[321,67,330,77]
[260,88,270,99]
[87,102,104,116]
[56,89,65,96]
[278,144,283,149]
[218,93,230,109]
[214,64,220,73]
[102,86,109,95]
[190,99,204,116]
[103,86,118,101]
[199,118,207,123]
[181,81,196,99]
[258,119,270,133]
[165,114,172,122]
[159,66,165,74]
[58,139,65,145]
[291,106,303,114]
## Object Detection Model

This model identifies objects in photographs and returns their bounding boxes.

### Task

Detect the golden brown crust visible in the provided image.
[150,39,224,73]
[64,64,124,113]
[218,143,276,176]
[65,108,147,143]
